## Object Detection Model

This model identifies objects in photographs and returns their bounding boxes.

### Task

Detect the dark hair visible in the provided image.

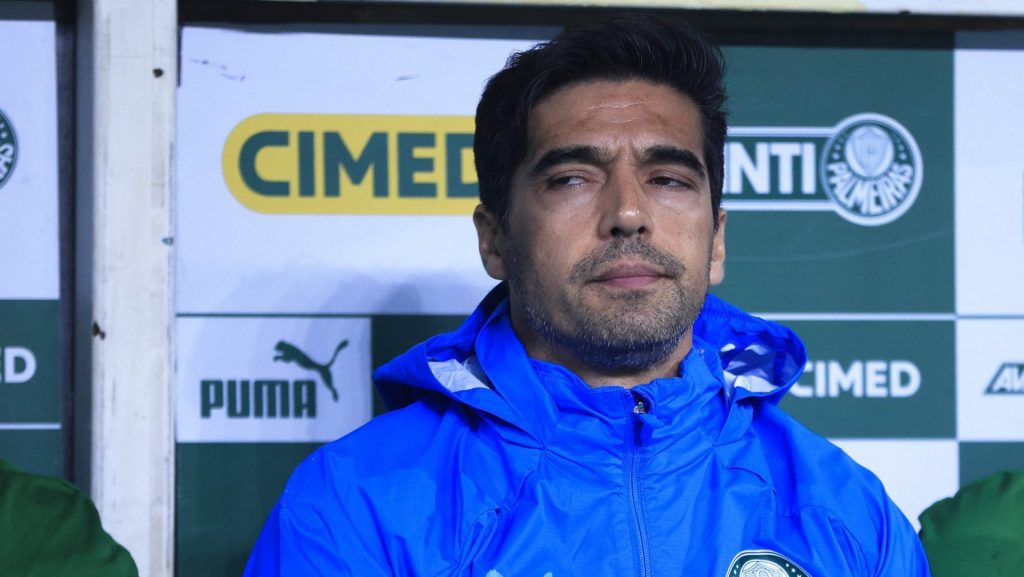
[474,15,728,227]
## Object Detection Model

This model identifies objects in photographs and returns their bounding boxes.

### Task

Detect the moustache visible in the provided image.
[569,239,686,283]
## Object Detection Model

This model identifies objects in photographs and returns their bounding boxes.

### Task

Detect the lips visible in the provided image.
[590,261,667,289]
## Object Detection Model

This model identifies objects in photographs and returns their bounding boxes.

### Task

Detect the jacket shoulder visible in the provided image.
[754,405,884,509]
[248,397,525,575]
[750,404,929,575]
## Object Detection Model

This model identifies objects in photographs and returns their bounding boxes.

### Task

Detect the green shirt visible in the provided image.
[919,468,1024,577]
[0,459,138,577]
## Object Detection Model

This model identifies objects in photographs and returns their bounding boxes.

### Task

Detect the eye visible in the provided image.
[548,174,587,188]
[649,174,691,188]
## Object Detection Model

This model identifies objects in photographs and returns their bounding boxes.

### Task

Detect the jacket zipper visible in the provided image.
[629,391,652,577]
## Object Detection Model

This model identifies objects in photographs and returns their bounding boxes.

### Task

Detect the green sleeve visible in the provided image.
[0,460,139,577]
[919,468,1024,577]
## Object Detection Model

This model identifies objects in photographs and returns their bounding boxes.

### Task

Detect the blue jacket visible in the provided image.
[245,286,931,576]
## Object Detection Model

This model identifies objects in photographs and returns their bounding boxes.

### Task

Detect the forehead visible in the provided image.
[524,79,704,156]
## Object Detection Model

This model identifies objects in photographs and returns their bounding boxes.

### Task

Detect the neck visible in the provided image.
[511,313,693,389]
[571,340,691,388]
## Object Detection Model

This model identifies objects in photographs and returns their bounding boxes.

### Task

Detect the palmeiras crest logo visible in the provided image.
[725,550,812,577]
[821,113,922,226]
[0,108,17,191]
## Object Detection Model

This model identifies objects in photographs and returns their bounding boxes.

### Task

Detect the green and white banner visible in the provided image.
[0,18,61,477]
[176,23,1023,576]
[176,316,372,442]
[953,29,1024,489]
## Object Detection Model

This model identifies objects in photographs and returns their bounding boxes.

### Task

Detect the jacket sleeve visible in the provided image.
[242,451,394,577]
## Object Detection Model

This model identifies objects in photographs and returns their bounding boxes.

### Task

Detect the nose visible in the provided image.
[598,173,652,239]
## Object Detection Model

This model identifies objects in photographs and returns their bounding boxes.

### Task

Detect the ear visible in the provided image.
[709,208,727,287]
[473,204,509,280]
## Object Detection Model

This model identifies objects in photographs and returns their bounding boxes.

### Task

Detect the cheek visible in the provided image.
[520,210,589,260]
[663,218,715,269]
[663,216,707,246]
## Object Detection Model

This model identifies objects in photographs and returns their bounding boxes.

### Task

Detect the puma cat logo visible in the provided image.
[273,339,348,402]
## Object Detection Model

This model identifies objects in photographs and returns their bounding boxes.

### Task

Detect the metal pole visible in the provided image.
[83,0,176,574]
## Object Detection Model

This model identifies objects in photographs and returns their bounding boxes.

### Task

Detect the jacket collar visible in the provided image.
[374,283,806,453]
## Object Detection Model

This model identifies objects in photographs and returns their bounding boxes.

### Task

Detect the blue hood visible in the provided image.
[374,283,807,436]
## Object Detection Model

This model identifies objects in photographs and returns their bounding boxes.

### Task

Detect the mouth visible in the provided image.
[590,261,668,289]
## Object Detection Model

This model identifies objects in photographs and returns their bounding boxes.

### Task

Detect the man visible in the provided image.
[245,16,931,576]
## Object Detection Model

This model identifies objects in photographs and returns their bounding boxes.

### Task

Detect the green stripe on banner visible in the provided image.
[176,442,322,577]
[0,429,61,477]
[0,300,61,476]
[959,442,1024,487]
[715,45,953,314]
[779,320,955,438]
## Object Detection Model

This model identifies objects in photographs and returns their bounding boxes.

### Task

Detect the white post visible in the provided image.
[85,0,176,574]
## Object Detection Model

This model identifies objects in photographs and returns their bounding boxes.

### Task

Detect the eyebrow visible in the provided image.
[528,145,609,177]
[527,144,706,179]
[641,145,706,179]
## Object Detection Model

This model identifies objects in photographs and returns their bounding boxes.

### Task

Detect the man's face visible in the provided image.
[474,79,726,376]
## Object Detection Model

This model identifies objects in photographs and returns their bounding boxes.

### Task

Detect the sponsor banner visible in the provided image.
[0,300,60,425]
[779,320,955,439]
[833,439,959,531]
[225,108,923,225]
[715,45,952,313]
[177,28,539,315]
[0,299,61,475]
[180,29,953,316]
[237,0,1024,17]
[0,19,58,300]
[223,113,478,215]
[725,113,923,227]
[956,319,1024,441]
[176,317,373,442]
[954,32,1024,316]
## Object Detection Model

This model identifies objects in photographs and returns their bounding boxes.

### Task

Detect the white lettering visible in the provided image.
[2,346,37,384]
[865,360,887,398]
[0,143,13,180]
[828,161,913,217]
[889,360,921,397]
[801,142,816,194]
[769,142,801,194]
[829,360,863,397]
[728,142,770,194]
[790,359,922,398]
[827,162,855,202]
[815,360,827,397]
[725,140,817,196]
